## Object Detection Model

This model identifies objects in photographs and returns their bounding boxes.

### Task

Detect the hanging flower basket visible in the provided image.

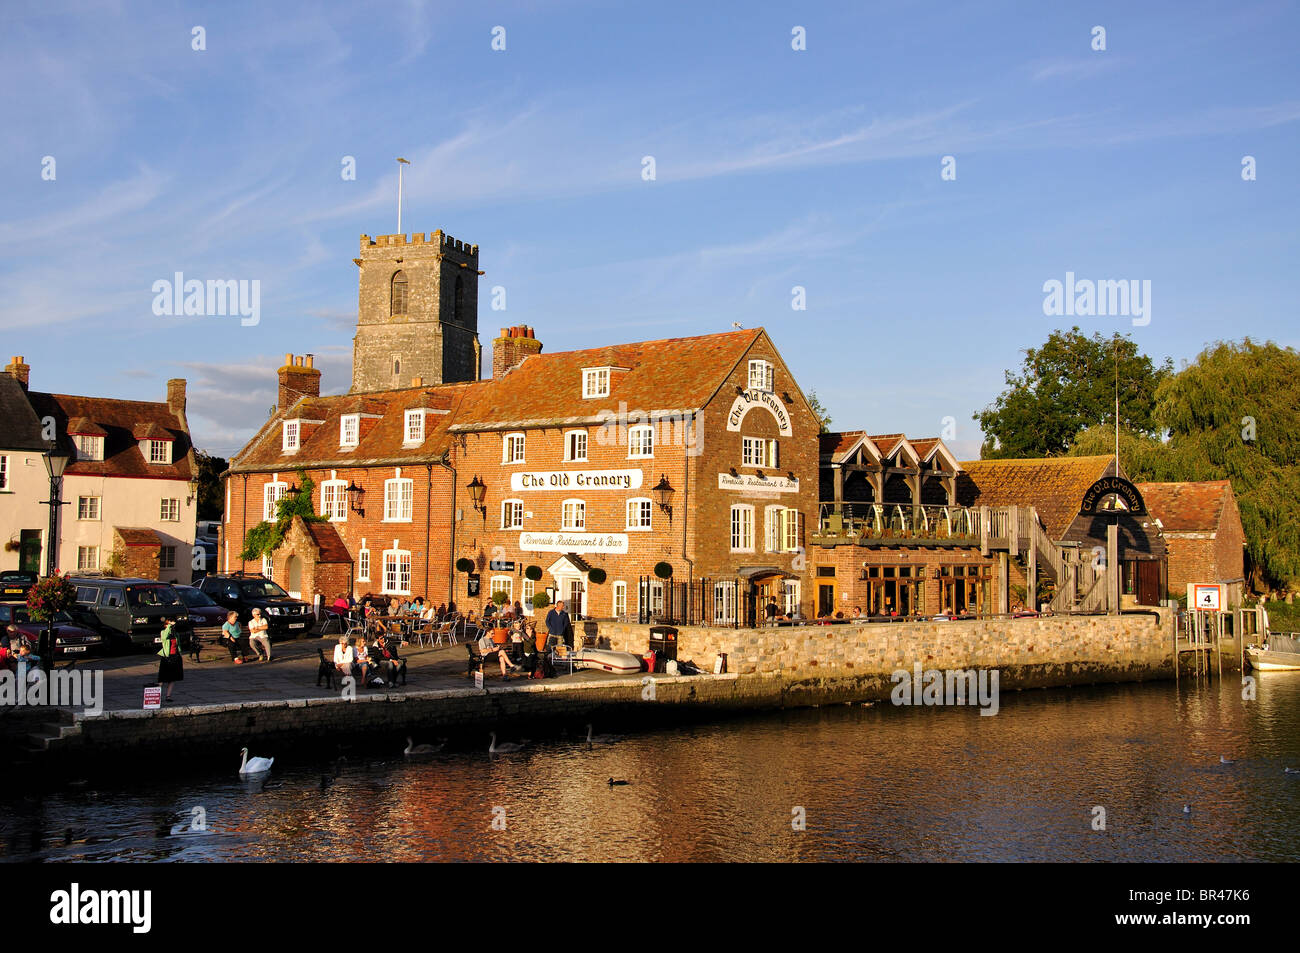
[587,568,607,585]
[524,564,542,581]
[654,561,673,579]
[455,557,474,573]
[26,572,77,623]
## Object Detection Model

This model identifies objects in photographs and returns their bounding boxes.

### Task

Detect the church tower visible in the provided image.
[351,230,482,392]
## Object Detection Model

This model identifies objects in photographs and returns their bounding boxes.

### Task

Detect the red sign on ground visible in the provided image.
[143,686,162,710]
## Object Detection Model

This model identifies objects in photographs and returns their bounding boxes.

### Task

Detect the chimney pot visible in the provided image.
[284,353,293,367]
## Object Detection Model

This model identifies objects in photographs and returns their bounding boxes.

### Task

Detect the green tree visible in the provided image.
[240,471,327,562]
[193,450,228,522]
[806,390,832,434]
[975,327,1172,458]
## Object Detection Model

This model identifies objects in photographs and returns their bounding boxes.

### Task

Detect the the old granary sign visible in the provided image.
[1078,476,1147,516]
[726,389,792,436]
[519,532,629,554]
[510,469,643,492]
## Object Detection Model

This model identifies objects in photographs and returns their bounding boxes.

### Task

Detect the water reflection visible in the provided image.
[3,674,1299,862]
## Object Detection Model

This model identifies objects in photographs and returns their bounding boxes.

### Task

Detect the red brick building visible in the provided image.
[1136,480,1246,607]
[221,321,822,622]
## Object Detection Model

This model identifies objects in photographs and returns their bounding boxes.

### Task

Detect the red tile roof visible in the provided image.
[230,382,477,471]
[1135,481,1232,533]
[116,527,162,546]
[305,521,353,563]
[448,329,762,430]
[957,456,1116,539]
[27,392,193,480]
[231,329,765,472]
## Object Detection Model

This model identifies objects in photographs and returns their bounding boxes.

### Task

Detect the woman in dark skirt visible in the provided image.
[157,617,184,703]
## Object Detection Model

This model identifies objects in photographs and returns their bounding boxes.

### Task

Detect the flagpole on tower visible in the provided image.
[396,157,410,234]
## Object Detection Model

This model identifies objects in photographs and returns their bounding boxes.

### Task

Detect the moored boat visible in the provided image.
[1245,633,1300,671]
[572,648,645,674]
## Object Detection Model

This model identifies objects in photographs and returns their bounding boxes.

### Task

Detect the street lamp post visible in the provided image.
[40,444,72,676]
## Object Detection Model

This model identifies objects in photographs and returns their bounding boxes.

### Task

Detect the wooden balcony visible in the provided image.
[809,502,1037,552]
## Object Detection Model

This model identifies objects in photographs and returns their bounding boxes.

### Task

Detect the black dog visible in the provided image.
[186,629,203,664]
[316,648,336,689]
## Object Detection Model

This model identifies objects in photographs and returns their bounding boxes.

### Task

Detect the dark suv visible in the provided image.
[198,573,314,639]
[69,577,192,651]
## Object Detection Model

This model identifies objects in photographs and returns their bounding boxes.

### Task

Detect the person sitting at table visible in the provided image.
[373,634,406,685]
[477,629,523,678]
[332,593,350,614]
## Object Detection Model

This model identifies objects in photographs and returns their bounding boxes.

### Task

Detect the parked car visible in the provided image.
[198,573,314,639]
[190,539,218,584]
[69,576,191,651]
[0,570,37,603]
[175,584,228,631]
[1,603,107,659]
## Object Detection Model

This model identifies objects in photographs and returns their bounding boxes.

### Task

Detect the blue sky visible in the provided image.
[2,0,1297,460]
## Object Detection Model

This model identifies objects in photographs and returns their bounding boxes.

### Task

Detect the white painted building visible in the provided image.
[0,357,198,583]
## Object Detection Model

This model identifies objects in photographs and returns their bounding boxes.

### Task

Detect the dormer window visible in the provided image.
[340,415,360,448]
[147,439,172,465]
[582,368,610,399]
[748,360,774,392]
[282,420,300,453]
[404,410,425,445]
[74,434,104,462]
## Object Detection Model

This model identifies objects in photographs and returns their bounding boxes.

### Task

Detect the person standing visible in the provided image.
[764,598,779,626]
[157,617,184,703]
[248,607,271,662]
[545,600,572,648]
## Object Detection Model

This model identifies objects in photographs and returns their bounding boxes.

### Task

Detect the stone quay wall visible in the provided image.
[27,613,1173,775]
[599,611,1175,686]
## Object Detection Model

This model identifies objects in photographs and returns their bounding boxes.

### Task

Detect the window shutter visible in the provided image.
[768,439,779,468]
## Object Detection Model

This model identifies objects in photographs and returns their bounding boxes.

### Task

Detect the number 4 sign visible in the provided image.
[1190,584,1224,611]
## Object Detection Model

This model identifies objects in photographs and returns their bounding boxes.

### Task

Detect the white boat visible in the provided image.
[1245,633,1300,672]
[572,648,644,674]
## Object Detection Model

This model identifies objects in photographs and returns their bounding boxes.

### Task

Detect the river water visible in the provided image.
[5,674,1299,862]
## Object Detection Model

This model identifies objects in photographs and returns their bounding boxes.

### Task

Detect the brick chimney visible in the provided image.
[492,326,542,379]
[278,353,322,411]
[5,356,30,390]
[166,378,187,417]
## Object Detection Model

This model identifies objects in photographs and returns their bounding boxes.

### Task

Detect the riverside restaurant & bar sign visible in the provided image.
[519,532,630,554]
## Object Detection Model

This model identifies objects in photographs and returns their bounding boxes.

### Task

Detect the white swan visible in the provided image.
[1285,767,1299,775]
[404,736,444,757]
[1220,756,1235,764]
[585,723,620,745]
[488,732,524,754]
[239,747,274,776]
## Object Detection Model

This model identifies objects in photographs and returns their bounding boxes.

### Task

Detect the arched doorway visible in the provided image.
[286,556,303,600]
